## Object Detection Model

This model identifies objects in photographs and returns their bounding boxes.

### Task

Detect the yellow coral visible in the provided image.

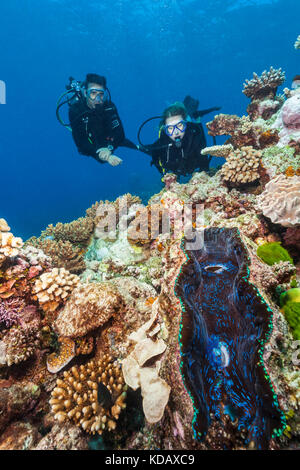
[47,336,76,373]
[50,354,127,434]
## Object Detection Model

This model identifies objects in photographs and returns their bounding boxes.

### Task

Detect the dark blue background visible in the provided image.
[0,0,299,240]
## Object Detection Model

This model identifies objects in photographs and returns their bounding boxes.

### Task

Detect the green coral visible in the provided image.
[257,242,294,266]
[262,145,300,174]
[281,302,300,340]
[279,288,300,340]
[280,288,300,306]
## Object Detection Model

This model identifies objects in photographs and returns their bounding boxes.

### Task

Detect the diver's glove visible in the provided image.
[96,147,123,166]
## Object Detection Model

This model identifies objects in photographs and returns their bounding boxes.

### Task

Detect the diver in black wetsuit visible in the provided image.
[138,99,221,177]
[68,73,137,166]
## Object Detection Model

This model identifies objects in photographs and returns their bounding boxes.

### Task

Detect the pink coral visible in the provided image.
[0,298,24,328]
[282,94,300,130]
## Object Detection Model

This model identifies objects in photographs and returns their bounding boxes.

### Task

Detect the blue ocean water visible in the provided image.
[0,0,299,240]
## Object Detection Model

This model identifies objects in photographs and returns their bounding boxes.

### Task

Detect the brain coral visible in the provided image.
[50,354,127,435]
[54,282,123,337]
[257,174,300,227]
[220,146,262,185]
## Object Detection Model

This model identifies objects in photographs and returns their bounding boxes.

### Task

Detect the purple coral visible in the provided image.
[0,298,24,328]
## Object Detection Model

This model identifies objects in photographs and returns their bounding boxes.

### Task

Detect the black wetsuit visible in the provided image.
[69,99,137,163]
[141,122,209,177]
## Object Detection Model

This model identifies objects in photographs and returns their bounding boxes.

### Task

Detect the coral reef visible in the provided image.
[50,354,127,435]
[295,35,300,50]
[1,65,300,451]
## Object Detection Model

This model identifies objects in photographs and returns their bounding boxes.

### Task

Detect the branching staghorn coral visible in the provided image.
[220,146,262,186]
[32,267,79,313]
[50,354,127,435]
[243,67,286,101]
[257,174,300,227]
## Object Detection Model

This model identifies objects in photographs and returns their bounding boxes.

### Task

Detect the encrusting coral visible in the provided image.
[54,281,123,338]
[257,174,300,227]
[32,267,79,314]
[46,336,76,373]
[50,354,127,435]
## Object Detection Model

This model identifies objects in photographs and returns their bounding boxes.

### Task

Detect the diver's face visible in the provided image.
[85,82,106,109]
[165,115,186,142]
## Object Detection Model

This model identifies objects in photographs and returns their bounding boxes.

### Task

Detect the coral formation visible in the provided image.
[0,219,23,264]
[257,242,294,266]
[295,35,300,50]
[50,354,127,435]
[220,146,262,186]
[243,67,285,101]
[271,94,300,146]
[32,267,79,313]
[54,281,123,338]
[257,174,300,227]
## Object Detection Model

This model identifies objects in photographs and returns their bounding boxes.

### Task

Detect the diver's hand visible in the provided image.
[96,148,122,166]
[108,154,122,166]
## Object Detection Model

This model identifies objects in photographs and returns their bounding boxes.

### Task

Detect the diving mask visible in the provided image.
[87,87,107,103]
[164,120,187,136]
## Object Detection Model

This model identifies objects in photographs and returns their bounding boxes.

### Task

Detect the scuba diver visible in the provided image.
[137,98,221,178]
[56,73,137,166]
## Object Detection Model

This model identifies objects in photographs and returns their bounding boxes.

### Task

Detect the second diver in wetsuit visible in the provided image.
[139,99,221,178]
